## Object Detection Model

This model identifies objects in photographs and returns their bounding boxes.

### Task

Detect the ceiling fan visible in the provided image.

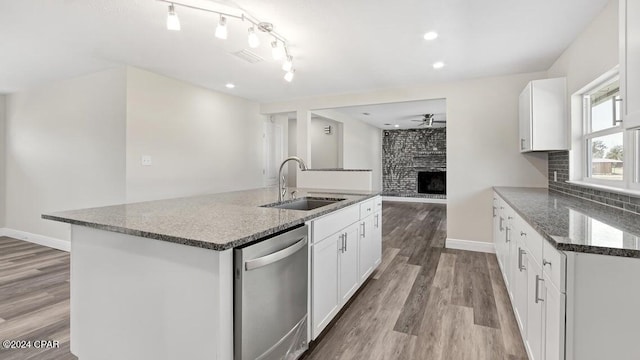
[410,113,446,127]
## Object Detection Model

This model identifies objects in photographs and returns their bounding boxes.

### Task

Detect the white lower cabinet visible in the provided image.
[340,222,360,304]
[311,197,383,340]
[543,277,565,360]
[494,191,566,360]
[311,231,340,338]
[526,257,544,360]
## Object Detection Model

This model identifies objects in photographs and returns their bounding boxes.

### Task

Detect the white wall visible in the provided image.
[261,72,549,244]
[287,118,297,186]
[547,0,618,94]
[310,117,340,169]
[311,109,383,191]
[125,67,265,202]
[5,68,127,241]
[0,95,5,227]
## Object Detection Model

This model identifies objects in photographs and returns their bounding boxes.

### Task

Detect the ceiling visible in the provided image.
[0,0,609,102]
[328,99,447,129]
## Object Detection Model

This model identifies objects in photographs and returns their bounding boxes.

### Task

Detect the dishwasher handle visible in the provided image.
[244,237,307,271]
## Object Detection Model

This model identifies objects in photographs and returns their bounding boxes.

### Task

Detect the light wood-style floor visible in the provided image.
[0,202,527,360]
[0,237,75,360]
[305,202,528,360]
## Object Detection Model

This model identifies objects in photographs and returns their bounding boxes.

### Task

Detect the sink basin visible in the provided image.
[261,197,346,211]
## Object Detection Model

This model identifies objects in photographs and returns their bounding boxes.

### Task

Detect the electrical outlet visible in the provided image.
[141,155,152,166]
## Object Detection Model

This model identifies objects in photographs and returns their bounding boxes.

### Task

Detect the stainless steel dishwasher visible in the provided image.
[234,225,308,360]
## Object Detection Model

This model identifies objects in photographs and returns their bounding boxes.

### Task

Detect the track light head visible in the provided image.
[247,27,260,48]
[284,69,295,82]
[282,55,293,72]
[215,16,228,39]
[271,40,285,60]
[166,3,180,31]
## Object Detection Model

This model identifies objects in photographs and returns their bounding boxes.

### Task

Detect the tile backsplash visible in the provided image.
[548,151,640,214]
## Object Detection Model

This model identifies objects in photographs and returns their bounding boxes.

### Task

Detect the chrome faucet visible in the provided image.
[278,156,308,202]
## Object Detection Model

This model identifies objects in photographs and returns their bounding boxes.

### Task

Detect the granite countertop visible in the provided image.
[42,188,380,251]
[494,187,640,258]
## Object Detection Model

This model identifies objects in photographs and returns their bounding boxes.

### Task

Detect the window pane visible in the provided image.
[589,80,620,132]
[589,132,624,181]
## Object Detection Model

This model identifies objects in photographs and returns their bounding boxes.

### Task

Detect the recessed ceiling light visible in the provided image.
[225,83,235,89]
[394,124,400,128]
[362,112,371,116]
[433,61,445,69]
[423,31,438,41]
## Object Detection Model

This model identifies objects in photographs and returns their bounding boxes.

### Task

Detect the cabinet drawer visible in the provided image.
[374,196,382,211]
[359,200,374,219]
[519,219,543,267]
[542,240,566,292]
[312,204,359,243]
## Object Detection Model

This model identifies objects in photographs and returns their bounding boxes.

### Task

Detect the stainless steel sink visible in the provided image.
[261,197,346,211]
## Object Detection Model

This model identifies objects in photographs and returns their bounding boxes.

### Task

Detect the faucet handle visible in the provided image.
[291,190,298,199]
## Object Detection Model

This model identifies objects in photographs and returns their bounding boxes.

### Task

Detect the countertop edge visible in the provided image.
[493,187,640,258]
[42,192,380,251]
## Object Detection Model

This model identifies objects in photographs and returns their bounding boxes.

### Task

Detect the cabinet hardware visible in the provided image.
[361,222,366,238]
[518,248,526,271]
[492,206,497,218]
[521,138,525,150]
[535,275,544,303]
[344,233,348,251]
[543,259,552,267]
[499,217,504,231]
[340,234,345,253]
[375,214,379,228]
[505,226,511,243]
[520,231,526,237]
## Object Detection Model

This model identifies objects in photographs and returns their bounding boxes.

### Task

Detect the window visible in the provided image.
[582,77,627,185]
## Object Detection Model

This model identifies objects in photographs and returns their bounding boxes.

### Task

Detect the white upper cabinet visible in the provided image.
[620,0,640,129]
[518,78,568,152]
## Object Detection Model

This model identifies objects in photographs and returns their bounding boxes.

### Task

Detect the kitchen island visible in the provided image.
[43,187,380,360]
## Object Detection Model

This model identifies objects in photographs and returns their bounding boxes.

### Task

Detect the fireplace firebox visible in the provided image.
[417,171,446,195]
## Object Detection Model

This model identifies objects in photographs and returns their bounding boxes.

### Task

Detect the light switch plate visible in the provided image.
[141,155,152,166]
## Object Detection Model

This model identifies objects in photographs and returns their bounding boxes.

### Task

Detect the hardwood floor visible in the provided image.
[305,201,528,360]
[0,237,75,360]
[0,201,527,360]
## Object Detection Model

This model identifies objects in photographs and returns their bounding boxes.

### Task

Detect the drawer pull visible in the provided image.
[518,248,526,271]
[505,226,511,243]
[520,231,526,237]
[499,217,504,231]
[543,259,552,267]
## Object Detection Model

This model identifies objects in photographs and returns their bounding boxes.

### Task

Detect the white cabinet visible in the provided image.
[526,256,544,360]
[311,231,340,338]
[543,277,565,360]
[513,234,528,335]
[518,78,568,152]
[620,0,640,129]
[339,222,360,304]
[358,215,375,282]
[310,196,383,340]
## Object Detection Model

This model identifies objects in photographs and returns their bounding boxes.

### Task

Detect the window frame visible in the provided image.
[580,73,636,189]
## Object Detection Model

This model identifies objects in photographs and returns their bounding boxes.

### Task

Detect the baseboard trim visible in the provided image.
[0,228,70,252]
[446,238,495,254]
[382,196,447,204]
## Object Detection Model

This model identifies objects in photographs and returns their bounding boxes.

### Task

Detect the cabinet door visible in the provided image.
[339,223,360,305]
[358,216,374,282]
[503,212,515,290]
[621,0,640,129]
[311,234,340,339]
[526,257,544,360]
[372,211,382,267]
[514,239,528,336]
[543,275,565,360]
[519,84,532,152]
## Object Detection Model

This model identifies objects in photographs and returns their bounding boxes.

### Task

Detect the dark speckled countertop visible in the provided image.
[43,188,379,251]
[494,187,640,258]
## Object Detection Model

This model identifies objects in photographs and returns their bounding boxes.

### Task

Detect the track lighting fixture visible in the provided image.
[284,69,295,82]
[166,3,181,31]
[215,16,227,39]
[271,40,284,60]
[158,0,296,82]
[247,27,260,48]
[282,55,293,72]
